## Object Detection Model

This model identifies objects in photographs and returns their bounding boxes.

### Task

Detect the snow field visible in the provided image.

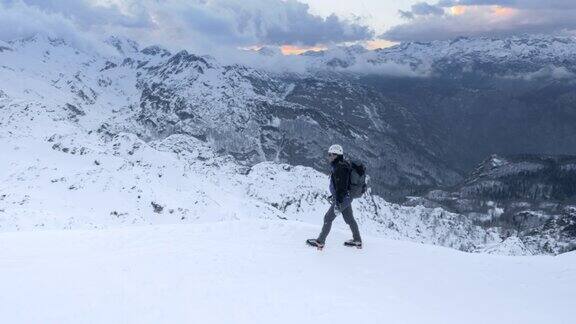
[0,220,575,324]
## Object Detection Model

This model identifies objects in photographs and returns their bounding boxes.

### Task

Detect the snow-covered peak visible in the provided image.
[488,154,506,168]
[0,40,12,52]
[5,34,77,52]
[105,35,140,56]
[140,45,172,57]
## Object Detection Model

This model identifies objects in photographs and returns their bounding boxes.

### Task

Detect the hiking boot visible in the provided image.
[306,239,325,250]
[344,239,363,249]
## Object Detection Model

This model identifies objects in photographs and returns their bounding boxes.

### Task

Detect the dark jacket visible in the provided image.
[329,155,351,204]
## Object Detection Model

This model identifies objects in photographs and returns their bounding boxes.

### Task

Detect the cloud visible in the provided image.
[383,0,576,42]
[501,66,576,81]
[230,45,428,77]
[437,1,576,10]
[0,0,373,54]
[5,0,152,28]
[0,1,105,51]
[344,60,431,77]
[400,2,445,20]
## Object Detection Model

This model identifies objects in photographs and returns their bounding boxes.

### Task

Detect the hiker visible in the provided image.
[307,144,363,249]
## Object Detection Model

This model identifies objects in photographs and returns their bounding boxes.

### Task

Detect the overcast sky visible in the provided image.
[1,0,575,55]
[299,0,419,33]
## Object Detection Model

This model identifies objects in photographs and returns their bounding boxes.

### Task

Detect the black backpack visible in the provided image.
[347,159,367,198]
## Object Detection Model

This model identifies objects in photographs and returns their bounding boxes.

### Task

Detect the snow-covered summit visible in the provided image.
[105,36,140,56]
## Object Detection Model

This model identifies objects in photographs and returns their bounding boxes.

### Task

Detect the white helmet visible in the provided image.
[328,144,343,155]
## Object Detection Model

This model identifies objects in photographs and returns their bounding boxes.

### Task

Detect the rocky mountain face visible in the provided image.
[133,35,576,200]
[303,35,576,174]
[125,40,463,200]
[358,75,576,174]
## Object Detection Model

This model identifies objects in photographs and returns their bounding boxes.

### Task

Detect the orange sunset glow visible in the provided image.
[492,6,516,17]
[364,39,397,50]
[449,5,517,18]
[280,45,327,55]
[450,5,467,16]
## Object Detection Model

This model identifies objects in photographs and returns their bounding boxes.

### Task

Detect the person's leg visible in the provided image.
[342,205,362,242]
[317,204,337,243]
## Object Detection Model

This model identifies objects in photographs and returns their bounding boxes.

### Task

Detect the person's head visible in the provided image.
[327,144,343,163]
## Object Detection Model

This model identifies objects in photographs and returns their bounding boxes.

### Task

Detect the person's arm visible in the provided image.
[333,163,350,204]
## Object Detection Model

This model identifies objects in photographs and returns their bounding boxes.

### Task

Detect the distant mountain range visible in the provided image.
[1,33,575,254]
[303,35,576,77]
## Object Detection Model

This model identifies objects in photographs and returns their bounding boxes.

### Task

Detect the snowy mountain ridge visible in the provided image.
[303,34,576,77]
[1,33,575,255]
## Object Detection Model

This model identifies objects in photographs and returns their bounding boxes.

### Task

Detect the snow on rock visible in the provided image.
[294,35,576,77]
[0,91,502,252]
[246,162,500,250]
[368,35,576,76]
[479,236,532,256]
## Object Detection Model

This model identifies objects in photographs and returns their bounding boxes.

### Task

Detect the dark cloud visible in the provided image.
[400,2,445,20]
[383,0,576,42]
[0,0,373,50]
[0,0,104,51]
[262,13,373,46]
[398,11,416,20]
[8,0,152,28]
[412,2,445,16]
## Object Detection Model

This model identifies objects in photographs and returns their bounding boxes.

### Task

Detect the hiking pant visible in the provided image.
[317,203,361,243]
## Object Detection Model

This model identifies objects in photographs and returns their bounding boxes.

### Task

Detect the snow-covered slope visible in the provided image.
[0,95,502,253]
[0,35,501,253]
[1,220,575,324]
